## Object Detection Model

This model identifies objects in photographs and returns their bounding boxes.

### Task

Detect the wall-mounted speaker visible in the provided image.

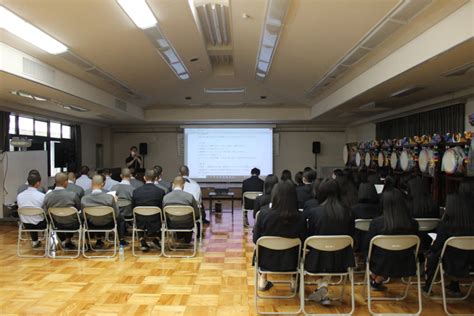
[312,141,321,154]
[139,142,148,155]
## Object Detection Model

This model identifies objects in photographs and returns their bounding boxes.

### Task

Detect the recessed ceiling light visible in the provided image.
[116,0,157,29]
[190,57,199,62]
[185,96,192,100]
[0,6,68,54]
[260,96,267,99]
[63,104,89,112]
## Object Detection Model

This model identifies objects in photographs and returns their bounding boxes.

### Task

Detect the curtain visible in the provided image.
[0,111,10,152]
[70,124,81,172]
[376,103,465,139]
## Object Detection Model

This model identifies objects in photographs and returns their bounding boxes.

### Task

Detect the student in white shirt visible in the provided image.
[16,173,46,248]
[103,168,119,191]
[179,165,208,223]
[75,165,92,191]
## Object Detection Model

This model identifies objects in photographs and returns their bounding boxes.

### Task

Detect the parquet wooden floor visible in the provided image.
[0,206,473,315]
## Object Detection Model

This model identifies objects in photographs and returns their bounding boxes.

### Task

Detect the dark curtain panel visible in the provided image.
[70,124,82,172]
[0,111,10,152]
[376,103,465,139]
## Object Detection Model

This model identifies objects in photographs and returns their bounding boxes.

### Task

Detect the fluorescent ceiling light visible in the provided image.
[255,0,291,80]
[63,104,89,112]
[9,90,49,102]
[204,88,246,94]
[0,6,67,54]
[117,0,157,29]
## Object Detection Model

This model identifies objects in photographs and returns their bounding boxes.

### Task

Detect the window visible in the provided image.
[50,122,61,138]
[62,125,71,139]
[9,115,16,134]
[34,120,48,137]
[18,117,34,135]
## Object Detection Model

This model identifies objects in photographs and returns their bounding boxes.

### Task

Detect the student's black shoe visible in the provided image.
[370,279,387,291]
[119,240,129,247]
[151,238,161,249]
[95,239,104,249]
[140,239,150,252]
[62,241,77,250]
[445,281,462,298]
[202,219,210,224]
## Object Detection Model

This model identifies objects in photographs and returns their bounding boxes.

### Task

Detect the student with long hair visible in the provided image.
[423,192,474,295]
[335,173,358,208]
[280,169,295,185]
[305,178,355,305]
[253,180,307,291]
[253,174,279,218]
[364,189,419,290]
[294,171,304,187]
[352,183,381,252]
[296,169,316,209]
[406,177,439,218]
[302,178,322,219]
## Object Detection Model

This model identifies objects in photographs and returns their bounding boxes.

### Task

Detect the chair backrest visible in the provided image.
[48,207,78,217]
[83,206,115,217]
[255,236,301,271]
[304,235,353,253]
[441,236,474,258]
[369,235,420,257]
[18,207,45,217]
[415,218,440,232]
[243,191,262,201]
[355,219,372,231]
[117,199,132,207]
[133,206,161,217]
[163,205,195,220]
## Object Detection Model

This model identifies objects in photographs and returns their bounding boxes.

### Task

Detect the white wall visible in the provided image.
[345,123,376,143]
[80,124,103,170]
[110,128,346,180]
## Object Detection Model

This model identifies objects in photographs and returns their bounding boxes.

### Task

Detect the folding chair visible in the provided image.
[132,206,163,257]
[424,236,474,316]
[354,219,372,285]
[365,235,422,316]
[117,199,133,241]
[255,236,302,315]
[242,191,262,227]
[162,205,198,258]
[82,206,118,259]
[17,207,49,258]
[415,218,440,232]
[300,235,355,315]
[47,207,82,259]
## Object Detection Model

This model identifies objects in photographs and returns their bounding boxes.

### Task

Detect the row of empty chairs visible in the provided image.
[17,205,202,259]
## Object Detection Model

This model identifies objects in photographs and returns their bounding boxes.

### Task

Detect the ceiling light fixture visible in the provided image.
[0,6,68,54]
[116,0,157,29]
[204,88,246,94]
[255,0,291,80]
[117,1,190,80]
[63,104,89,112]
[9,90,49,102]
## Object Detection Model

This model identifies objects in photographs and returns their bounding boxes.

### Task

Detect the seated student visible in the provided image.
[66,172,85,199]
[406,177,439,218]
[179,165,208,224]
[17,169,47,194]
[424,192,474,296]
[253,180,307,291]
[335,172,358,208]
[81,175,127,247]
[132,170,165,252]
[103,169,119,191]
[302,178,322,218]
[280,169,295,185]
[44,172,82,250]
[294,171,304,187]
[296,169,315,209]
[352,183,381,252]
[111,168,135,218]
[75,166,92,191]
[253,174,279,219]
[153,165,172,193]
[84,183,108,196]
[306,178,355,305]
[129,168,144,189]
[16,173,46,248]
[242,167,264,226]
[163,176,200,244]
[364,189,419,290]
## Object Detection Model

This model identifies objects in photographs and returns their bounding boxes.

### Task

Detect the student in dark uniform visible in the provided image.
[305,178,355,305]
[296,169,315,209]
[406,177,439,218]
[242,167,264,226]
[253,180,307,291]
[423,192,474,296]
[253,174,278,219]
[364,189,419,291]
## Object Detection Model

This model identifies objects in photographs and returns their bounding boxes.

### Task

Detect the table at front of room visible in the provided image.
[208,191,235,214]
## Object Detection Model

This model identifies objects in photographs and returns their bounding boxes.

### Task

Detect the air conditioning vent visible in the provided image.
[391,0,432,23]
[97,114,116,120]
[114,99,127,111]
[22,58,55,85]
[58,51,93,69]
[390,86,425,98]
[443,62,474,77]
[362,19,404,49]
